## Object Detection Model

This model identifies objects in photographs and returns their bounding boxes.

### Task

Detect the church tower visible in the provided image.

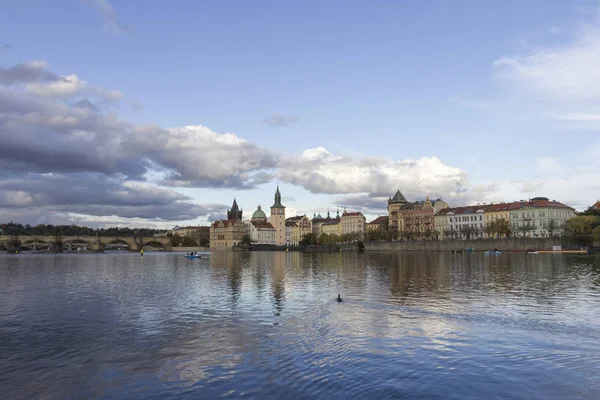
[270,185,286,245]
[227,198,243,221]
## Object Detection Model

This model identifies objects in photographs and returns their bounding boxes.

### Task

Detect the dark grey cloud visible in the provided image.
[0,63,278,188]
[0,173,227,222]
[89,0,130,35]
[262,113,299,127]
[0,60,58,85]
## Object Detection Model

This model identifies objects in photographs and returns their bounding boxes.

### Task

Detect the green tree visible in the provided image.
[240,234,252,246]
[181,235,197,246]
[319,232,329,244]
[171,234,182,247]
[593,226,600,242]
[494,219,511,238]
[565,215,599,245]
[299,233,317,246]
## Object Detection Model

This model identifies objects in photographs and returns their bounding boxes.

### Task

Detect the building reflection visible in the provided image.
[271,252,286,314]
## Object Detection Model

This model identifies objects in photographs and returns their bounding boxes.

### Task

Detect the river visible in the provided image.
[1,251,599,399]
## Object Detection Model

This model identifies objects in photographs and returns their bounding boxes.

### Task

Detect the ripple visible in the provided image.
[1,252,600,399]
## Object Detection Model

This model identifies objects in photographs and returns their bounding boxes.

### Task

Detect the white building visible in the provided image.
[244,205,276,245]
[435,205,486,239]
[509,197,575,237]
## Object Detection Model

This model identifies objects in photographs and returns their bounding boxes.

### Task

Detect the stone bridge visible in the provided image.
[0,235,172,252]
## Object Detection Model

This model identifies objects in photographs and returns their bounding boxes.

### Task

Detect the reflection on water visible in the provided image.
[1,252,600,399]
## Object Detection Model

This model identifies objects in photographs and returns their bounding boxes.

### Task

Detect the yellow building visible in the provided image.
[209,219,248,249]
[340,210,366,240]
[286,215,312,245]
[483,202,517,238]
[321,220,341,236]
[367,216,389,232]
[270,185,286,245]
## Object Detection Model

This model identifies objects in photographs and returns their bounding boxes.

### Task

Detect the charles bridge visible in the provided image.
[0,235,172,252]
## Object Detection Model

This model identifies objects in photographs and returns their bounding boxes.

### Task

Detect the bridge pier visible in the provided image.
[92,241,105,252]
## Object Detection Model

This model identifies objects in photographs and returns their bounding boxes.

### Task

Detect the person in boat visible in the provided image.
[337,294,342,302]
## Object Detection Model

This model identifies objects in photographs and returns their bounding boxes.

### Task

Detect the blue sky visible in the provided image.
[1,0,600,227]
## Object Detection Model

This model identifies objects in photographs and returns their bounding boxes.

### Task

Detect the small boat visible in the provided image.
[484,251,501,255]
[525,251,538,255]
[184,255,202,259]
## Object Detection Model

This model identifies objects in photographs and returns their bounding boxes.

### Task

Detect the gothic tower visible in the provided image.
[227,198,243,221]
[270,185,286,245]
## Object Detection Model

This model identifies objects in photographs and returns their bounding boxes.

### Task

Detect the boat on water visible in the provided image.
[484,251,501,255]
[525,251,538,255]
[184,254,202,259]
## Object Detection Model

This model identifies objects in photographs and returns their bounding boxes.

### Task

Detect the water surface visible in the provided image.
[1,251,599,399]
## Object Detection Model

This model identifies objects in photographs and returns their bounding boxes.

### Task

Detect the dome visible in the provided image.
[252,205,267,220]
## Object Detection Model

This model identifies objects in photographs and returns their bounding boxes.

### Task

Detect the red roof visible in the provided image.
[212,219,244,227]
[591,201,600,210]
[342,212,364,217]
[435,199,574,216]
[368,216,389,225]
[251,221,275,229]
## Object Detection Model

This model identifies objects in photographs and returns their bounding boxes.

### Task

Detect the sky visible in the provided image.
[1,0,600,228]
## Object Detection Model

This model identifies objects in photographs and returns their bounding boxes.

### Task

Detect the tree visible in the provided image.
[171,234,182,247]
[593,226,600,242]
[460,224,477,240]
[484,223,496,238]
[240,234,252,246]
[565,215,599,245]
[547,219,559,237]
[299,233,317,246]
[493,219,511,238]
[181,236,197,246]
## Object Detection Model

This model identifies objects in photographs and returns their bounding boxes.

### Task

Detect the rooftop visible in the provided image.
[368,216,389,225]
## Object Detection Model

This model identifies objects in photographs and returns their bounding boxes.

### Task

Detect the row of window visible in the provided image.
[449,215,483,222]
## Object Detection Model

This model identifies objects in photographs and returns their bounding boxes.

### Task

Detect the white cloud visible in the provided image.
[494,24,600,101]
[555,113,600,121]
[280,147,470,200]
[549,26,561,34]
[535,157,562,173]
[262,113,299,127]
[89,0,130,35]
[26,74,87,97]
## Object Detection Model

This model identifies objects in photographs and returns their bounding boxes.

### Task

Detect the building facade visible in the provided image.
[321,220,341,236]
[388,190,448,240]
[270,185,286,245]
[509,197,575,237]
[340,210,366,240]
[367,216,389,232]
[245,205,276,245]
[209,219,248,249]
[388,190,408,233]
[311,211,339,237]
[285,215,313,246]
[435,205,486,240]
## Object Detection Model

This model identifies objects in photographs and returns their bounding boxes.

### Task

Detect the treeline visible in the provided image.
[564,206,600,245]
[0,222,168,237]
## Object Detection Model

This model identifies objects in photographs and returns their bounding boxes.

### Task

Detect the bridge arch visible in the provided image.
[142,240,167,250]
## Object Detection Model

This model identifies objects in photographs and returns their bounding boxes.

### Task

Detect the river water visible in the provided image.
[1,251,599,399]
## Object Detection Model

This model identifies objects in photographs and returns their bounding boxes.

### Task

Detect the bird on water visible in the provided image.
[337,294,342,302]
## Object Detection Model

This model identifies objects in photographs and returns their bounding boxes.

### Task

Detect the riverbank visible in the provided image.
[353,237,573,252]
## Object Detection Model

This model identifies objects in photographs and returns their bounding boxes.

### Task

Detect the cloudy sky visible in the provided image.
[1,0,600,228]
